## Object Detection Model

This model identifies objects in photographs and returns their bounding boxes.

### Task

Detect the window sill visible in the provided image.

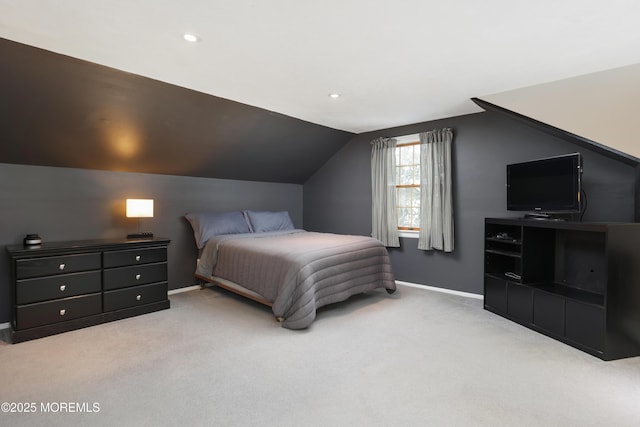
[398,230,419,239]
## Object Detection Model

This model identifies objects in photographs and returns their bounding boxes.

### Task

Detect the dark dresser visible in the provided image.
[7,238,170,343]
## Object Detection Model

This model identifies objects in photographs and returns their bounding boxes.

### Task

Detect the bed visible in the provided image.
[186,210,396,329]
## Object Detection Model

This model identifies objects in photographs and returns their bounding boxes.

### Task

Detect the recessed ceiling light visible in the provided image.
[183,33,199,42]
[329,93,341,99]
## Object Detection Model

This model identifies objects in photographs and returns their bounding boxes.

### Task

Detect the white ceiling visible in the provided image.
[1,0,639,133]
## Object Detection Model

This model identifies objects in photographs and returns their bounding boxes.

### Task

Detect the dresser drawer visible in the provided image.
[103,262,167,290]
[16,271,101,305]
[103,282,168,312]
[103,247,167,268]
[15,293,102,330]
[16,253,101,279]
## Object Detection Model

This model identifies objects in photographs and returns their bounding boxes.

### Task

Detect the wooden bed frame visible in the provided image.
[196,273,272,307]
[196,273,287,323]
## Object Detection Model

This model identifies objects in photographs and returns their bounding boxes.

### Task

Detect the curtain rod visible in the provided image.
[381,127,453,139]
[373,127,453,143]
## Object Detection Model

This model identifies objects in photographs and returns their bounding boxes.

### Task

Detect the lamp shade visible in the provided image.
[126,199,154,218]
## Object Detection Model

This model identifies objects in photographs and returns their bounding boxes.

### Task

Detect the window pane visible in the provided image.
[411,187,421,207]
[397,207,412,228]
[397,166,413,185]
[400,146,413,165]
[411,209,421,228]
[397,207,420,229]
[411,165,420,185]
[397,187,410,207]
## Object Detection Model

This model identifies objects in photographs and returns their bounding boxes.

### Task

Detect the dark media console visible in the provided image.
[484,217,640,360]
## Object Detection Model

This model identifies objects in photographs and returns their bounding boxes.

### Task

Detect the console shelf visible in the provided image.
[485,237,522,245]
[485,248,521,258]
[484,217,640,360]
[531,283,604,306]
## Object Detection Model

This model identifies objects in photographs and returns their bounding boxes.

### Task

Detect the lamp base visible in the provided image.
[127,232,154,239]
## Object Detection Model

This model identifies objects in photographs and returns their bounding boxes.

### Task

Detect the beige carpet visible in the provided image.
[1,284,639,426]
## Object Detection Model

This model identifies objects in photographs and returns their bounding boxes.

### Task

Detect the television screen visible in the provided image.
[507,153,582,213]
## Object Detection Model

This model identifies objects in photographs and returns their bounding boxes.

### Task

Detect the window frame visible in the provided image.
[395,138,421,232]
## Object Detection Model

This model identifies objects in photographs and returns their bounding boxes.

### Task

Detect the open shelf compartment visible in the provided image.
[531,282,604,307]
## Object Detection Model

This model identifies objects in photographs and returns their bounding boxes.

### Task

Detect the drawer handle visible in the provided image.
[135,274,141,280]
[60,285,66,292]
[60,309,66,316]
[136,295,142,301]
[135,255,141,262]
[59,263,66,271]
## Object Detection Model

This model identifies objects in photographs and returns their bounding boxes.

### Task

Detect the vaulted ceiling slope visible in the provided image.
[475,63,640,165]
[0,39,353,184]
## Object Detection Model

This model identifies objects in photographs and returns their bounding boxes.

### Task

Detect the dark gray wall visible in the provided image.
[303,111,636,294]
[0,163,302,323]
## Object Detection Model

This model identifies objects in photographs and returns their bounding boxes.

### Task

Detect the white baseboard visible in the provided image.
[167,281,483,300]
[168,280,484,300]
[0,322,9,331]
[396,280,483,300]
[168,285,202,295]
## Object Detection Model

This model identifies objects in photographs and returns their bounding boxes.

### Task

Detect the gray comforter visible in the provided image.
[196,230,396,329]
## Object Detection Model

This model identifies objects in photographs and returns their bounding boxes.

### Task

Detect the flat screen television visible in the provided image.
[507,153,582,215]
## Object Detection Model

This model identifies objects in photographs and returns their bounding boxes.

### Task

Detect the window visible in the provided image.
[396,142,420,230]
[395,136,420,231]
[372,129,454,250]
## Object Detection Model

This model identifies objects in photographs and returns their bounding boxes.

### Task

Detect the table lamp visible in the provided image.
[126,199,154,239]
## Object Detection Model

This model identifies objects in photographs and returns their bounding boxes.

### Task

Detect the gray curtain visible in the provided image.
[371,137,400,247]
[418,128,454,251]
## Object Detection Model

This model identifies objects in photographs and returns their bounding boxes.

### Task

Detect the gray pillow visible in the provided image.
[245,210,294,233]
[185,211,251,249]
